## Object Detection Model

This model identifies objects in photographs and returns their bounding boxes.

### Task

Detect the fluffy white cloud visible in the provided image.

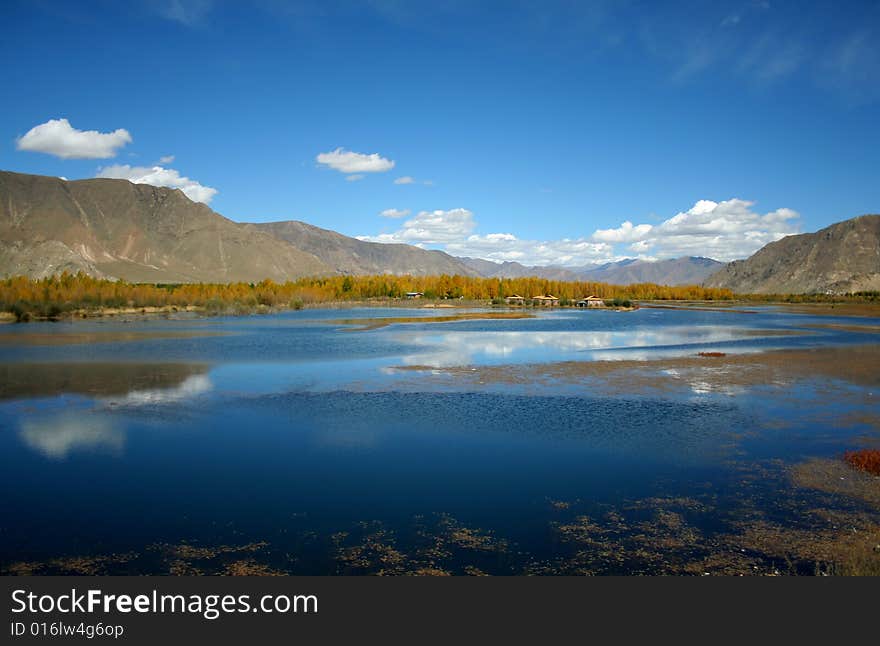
[316,148,395,174]
[592,220,654,243]
[360,209,614,265]
[380,208,410,218]
[16,118,131,159]
[158,154,175,164]
[446,235,614,265]
[592,198,800,261]
[359,208,477,244]
[96,164,218,204]
[357,198,799,267]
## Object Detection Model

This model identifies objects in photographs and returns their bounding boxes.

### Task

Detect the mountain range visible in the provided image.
[2,170,876,293]
[458,256,724,285]
[0,170,472,282]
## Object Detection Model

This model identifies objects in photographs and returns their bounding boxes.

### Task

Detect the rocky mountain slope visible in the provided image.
[254,220,476,276]
[0,171,329,282]
[703,215,880,294]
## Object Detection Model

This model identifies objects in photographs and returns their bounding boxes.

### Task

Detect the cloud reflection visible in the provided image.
[400,327,757,367]
[103,374,212,406]
[17,375,212,459]
[20,416,124,459]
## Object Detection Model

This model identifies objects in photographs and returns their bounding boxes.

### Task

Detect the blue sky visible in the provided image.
[2,0,878,265]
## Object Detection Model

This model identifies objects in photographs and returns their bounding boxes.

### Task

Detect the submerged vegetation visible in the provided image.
[0,272,734,321]
[6,468,880,575]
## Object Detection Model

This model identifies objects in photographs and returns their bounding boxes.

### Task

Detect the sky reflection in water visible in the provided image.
[0,306,878,572]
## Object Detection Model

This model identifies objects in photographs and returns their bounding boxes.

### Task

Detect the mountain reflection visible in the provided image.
[0,363,210,401]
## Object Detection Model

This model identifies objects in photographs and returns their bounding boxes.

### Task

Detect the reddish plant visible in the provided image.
[843,449,880,476]
[697,351,727,358]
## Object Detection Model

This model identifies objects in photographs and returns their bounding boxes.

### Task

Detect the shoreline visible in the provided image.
[0,298,642,323]
[1,297,878,324]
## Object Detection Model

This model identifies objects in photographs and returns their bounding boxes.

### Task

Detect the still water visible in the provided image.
[1,306,878,574]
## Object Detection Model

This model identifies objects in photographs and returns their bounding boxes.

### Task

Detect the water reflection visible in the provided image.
[0,363,210,400]
[1,307,878,574]
[19,415,124,459]
[103,374,212,406]
[399,327,794,367]
[10,366,213,459]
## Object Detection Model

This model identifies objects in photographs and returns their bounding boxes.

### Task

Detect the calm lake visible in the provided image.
[2,305,879,575]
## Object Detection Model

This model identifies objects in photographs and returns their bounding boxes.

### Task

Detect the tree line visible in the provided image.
[0,272,742,319]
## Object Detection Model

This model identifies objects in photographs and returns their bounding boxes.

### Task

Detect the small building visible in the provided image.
[504,294,526,305]
[405,292,424,299]
[576,296,606,308]
[532,294,559,307]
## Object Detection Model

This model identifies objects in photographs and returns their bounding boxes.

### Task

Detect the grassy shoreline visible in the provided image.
[3,297,880,324]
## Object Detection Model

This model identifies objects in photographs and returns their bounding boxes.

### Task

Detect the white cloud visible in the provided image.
[380,208,410,218]
[446,235,614,266]
[316,148,395,174]
[345,174,365,182]
[592,220,654,243]
[16,118,132,159]
[96,164,218,204]
[592,198,800,261]
[158,154,175,164]
[357,198,799,266]
[360,208,476,244]
[359,209,614,265]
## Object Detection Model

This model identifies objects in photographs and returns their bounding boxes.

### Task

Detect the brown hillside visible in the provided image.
[704,215,880,294]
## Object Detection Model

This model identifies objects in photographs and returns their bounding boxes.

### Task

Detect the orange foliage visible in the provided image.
[843,449,880,476]
[0,271,736,319]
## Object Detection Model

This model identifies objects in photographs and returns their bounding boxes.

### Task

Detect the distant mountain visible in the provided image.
[254,220,477,276]
[704,215,880,294]
[459,256,722,285]
[458,258,582,281]
[0,171,328,282]
[582,257,724,285]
